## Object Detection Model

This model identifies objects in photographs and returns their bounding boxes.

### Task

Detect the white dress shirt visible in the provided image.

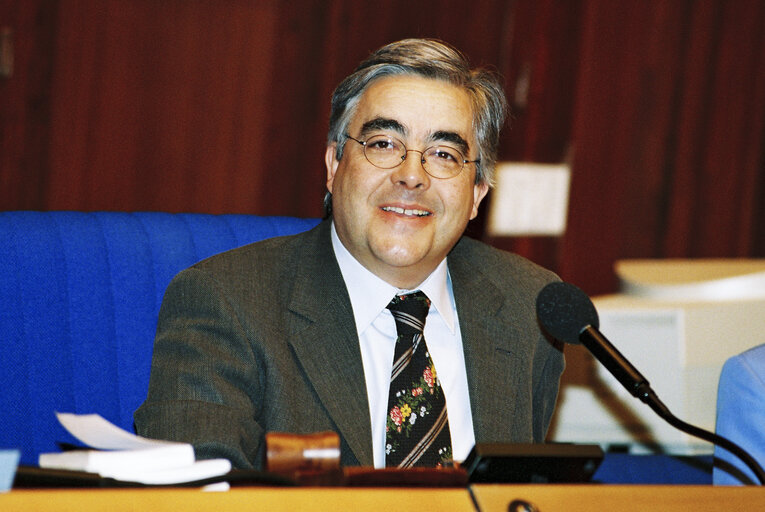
[330,222,475,468]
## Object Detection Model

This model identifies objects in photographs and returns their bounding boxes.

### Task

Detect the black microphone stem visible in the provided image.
[579,326,651,398]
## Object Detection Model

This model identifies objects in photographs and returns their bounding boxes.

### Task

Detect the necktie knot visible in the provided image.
[387,291,430,336]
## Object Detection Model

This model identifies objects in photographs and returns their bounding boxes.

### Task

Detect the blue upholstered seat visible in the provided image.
[0,211,319,465]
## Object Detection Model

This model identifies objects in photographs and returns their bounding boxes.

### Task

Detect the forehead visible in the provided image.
[350,75,475,141]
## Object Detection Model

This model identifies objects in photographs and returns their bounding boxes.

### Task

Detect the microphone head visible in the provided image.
[536,281,600,344]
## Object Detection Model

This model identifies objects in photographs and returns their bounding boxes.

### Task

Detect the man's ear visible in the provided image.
[325,143,339,193]
[470,181,490,220]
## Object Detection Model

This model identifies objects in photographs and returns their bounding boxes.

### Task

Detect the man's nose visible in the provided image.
[390,150,430,189]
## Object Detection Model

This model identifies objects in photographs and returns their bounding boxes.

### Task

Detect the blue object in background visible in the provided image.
[0,450,21,492]
[713,344,765,485]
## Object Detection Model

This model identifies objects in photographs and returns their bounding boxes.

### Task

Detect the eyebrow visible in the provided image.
[429,130,470,156]
[358,117,471,156]
[359,118,407,138]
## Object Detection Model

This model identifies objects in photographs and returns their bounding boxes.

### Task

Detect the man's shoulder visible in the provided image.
[191,220,326,273]
[724,344,765,388]
[450,235,558,285]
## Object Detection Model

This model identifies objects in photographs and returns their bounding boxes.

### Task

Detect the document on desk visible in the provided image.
[38,412,231,485]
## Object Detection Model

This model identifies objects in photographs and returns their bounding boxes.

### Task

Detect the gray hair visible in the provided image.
[324,38,508,217]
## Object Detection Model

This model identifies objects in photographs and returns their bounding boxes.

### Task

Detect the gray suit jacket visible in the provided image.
[134,220,564,469]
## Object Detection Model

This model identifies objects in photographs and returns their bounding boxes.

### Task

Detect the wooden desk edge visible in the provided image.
[3,484,765,512]
[470,484,765,512]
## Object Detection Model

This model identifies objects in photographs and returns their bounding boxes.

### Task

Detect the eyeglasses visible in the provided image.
[344,133,479,179]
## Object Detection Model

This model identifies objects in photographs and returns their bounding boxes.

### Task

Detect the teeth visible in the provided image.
[382,206,430,217]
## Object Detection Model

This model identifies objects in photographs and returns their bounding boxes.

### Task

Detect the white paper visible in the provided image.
[43,413,232,485]
[39,443,196,474]
[110,458,233,485]
[56,412,182,450]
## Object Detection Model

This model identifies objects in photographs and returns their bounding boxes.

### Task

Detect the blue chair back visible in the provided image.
[0,211,319,465]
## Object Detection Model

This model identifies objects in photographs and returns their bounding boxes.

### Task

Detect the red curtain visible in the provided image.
[559,0,765,293]
[2,0,764,294]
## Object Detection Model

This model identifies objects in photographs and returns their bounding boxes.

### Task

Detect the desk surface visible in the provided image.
[3,485,765,511]
[2,487,473,512]
[472,484,765,511]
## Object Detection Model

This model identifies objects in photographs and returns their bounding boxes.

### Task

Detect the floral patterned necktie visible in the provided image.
[385,291,453,467]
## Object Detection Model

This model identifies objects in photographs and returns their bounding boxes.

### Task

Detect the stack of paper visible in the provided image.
[38,413,231,485]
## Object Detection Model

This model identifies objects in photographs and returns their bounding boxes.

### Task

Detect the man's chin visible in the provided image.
[370,246,437,279]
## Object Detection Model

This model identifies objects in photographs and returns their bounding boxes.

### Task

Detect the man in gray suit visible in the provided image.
[135,39,564,470]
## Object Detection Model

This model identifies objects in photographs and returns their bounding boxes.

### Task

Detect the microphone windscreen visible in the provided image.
[536,281,600,344]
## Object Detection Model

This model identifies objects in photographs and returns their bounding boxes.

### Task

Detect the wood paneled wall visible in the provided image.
[2,0,764,294]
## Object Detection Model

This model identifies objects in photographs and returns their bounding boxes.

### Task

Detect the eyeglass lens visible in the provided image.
[362,134,464,178]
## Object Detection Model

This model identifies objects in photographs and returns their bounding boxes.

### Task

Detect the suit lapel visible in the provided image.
[285,222,374,466]
[449,239,532,442]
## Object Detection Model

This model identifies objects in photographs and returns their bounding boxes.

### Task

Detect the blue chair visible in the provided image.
[0,211,319,465]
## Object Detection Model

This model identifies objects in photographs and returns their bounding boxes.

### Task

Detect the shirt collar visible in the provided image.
[330,222,456,336]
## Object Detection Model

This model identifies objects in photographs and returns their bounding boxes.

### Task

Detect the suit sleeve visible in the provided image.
[532,332,565,442]
[134,267,265,469]
[713,349,765,485]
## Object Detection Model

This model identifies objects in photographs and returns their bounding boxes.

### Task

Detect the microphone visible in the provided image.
[536,281,765,485]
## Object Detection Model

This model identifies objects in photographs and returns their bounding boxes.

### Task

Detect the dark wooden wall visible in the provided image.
[2,0,764,294]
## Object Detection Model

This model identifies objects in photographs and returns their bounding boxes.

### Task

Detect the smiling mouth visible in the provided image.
[381,206,432,217]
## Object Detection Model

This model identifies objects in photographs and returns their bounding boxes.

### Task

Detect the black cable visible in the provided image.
[641,389,765,485]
